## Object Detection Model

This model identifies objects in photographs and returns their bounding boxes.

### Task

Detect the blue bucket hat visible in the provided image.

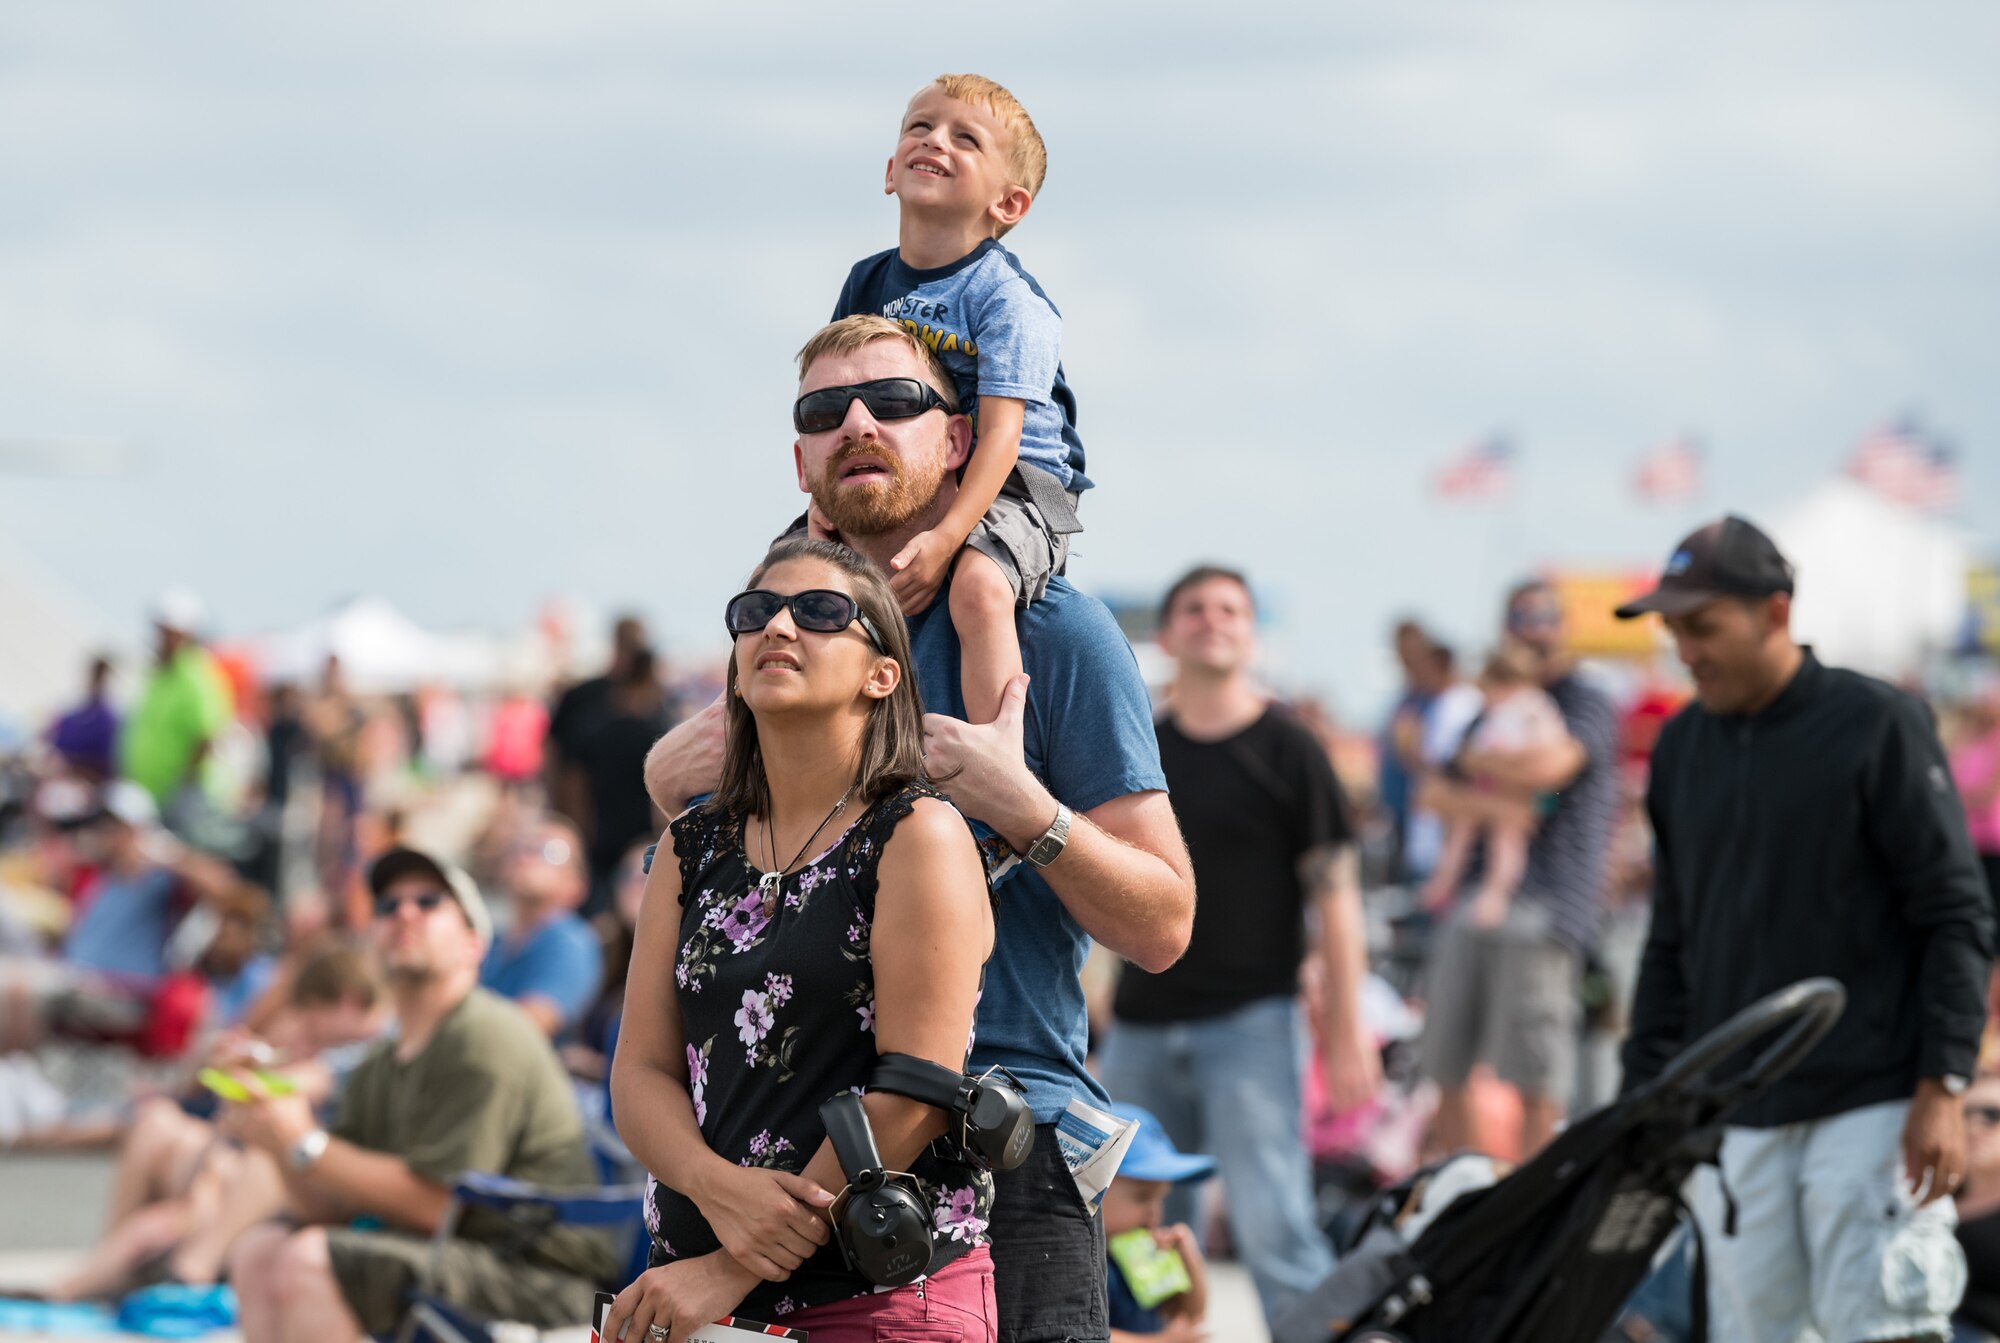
[1110,1103,1217,1185]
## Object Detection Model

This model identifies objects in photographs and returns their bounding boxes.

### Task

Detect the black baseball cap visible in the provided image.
[1615,515,1795,620]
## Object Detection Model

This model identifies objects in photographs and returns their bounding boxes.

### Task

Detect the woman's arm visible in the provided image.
[791,798,996,1199]
[609,832,833,1281]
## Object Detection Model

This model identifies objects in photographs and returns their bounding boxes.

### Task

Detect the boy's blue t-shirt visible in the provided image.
[479,913,604,1033]
[833,241,1090,492]
[906,576,1166,1122]
[1107,1259,1166,1333]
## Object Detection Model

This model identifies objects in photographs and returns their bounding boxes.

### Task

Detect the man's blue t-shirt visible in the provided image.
[479,913,604,1033]
[65,866,181,980]
[833,241,1090,492]
[906,576,1167,1122]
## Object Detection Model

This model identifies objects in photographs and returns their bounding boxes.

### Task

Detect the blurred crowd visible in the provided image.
[4,558,2000,1342]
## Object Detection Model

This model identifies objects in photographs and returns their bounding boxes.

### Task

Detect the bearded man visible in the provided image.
[645,315,1195,1343]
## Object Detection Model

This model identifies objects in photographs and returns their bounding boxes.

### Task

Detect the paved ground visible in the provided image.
[0,1151,1270,1341]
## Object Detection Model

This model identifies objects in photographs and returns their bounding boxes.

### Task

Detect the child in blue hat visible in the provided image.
[1103,1103,1217,1341]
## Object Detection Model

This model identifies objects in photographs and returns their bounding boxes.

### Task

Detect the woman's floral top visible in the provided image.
[643,782,996,1317]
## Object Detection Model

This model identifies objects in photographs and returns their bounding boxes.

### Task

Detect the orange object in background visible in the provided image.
[1464,1066,1525,1165]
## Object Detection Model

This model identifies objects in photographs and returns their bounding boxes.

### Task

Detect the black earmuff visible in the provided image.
[819,1092,935,1287]
[868,1053,1035,1172]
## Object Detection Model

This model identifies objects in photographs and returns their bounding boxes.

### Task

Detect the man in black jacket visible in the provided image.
[1617,515,1994,1343]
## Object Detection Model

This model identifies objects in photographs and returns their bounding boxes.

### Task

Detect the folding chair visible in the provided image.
[394,1170,649,1343]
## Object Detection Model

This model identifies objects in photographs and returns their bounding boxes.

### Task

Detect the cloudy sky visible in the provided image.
[4,2,1997,713]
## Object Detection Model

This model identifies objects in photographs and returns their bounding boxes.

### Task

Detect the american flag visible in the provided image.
[1846,418,1960,513]
[1634,436,1702,503]
[1433,436,1513,500]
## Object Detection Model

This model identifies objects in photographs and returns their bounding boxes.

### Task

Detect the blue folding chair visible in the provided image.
[394,1170,650,1343]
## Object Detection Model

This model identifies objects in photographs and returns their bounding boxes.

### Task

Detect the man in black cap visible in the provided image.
[1617,514,1993,1343]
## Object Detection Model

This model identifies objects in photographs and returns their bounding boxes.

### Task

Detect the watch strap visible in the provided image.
[1024,804,1072,869]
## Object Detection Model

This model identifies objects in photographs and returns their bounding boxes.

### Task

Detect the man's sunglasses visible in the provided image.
[375,889,449,919]
[792,378,952,435]
[726,588,885,652]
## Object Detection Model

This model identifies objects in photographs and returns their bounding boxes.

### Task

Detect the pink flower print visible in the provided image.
[765,973,794,1006]
[735,989,775,1059]
[643,1177,662,1235]
[856,997,876,1033]
[773,1298,797,1316]
[718,892,771,949]
[933,1186,987,1243]
[686,1043,710,1124]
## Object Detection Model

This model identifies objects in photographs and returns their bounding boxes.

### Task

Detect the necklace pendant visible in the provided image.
[757,869,782,914]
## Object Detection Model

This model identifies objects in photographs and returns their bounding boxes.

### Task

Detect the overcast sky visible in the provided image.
[4,2,1997,714]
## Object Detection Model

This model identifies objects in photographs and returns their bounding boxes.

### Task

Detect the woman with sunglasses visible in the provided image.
[608,538,998,1342]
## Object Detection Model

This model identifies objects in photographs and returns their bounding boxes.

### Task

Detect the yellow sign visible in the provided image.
[1968,564,2000,656]
[1550,571,1664,659]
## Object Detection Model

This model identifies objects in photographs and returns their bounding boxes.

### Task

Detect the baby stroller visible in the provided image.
[1272,977,1846,1343]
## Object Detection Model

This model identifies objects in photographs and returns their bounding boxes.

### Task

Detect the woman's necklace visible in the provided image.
[757,785,854,914]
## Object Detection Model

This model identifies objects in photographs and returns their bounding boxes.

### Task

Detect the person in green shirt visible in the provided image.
[222,846,618,1340]
[119,590,233,808]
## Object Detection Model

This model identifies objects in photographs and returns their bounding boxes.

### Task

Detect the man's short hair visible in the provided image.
[1507,577,1556,610]
[1160,564,1255,625]
[290,945,382,1011]
[925,73,1047,235]
[795,315,960,411]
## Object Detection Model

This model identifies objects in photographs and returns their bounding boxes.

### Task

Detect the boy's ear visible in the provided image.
[884,156,898,197]
[988,185,1033,233]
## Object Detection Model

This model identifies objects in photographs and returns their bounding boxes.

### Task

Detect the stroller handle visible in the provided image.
[1645,976,1846,1108]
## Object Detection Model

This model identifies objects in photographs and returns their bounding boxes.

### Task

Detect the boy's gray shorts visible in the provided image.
[967,464,1080,607]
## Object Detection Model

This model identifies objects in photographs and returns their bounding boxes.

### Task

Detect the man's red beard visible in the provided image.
[807,437,949,537]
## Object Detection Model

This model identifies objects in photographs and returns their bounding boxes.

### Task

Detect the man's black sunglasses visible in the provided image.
[726,588,886,652]
[375,889,448,919]
[793,378,953,435]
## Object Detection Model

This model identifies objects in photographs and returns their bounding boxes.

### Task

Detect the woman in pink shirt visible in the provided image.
[1949,691,2000,902]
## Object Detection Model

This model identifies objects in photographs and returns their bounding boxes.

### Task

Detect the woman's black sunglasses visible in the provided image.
[726,588,886,652]
[792,378,953,435]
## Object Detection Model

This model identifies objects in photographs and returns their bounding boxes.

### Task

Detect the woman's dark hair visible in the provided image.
[707,538,926,820]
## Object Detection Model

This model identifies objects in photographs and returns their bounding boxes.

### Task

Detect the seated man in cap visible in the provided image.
[223,846,619,1343]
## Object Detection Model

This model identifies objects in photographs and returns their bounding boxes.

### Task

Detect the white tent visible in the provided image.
[1766,478,1971,679]
[239,597,552,693]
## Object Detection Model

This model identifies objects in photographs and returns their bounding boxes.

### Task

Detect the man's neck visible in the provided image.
[844,488,960,600]
[392,970,477,1059]
[897,211,995,271]
[1740,641,1807,718]
[506,898,561,941]
[1168,667,1267,741]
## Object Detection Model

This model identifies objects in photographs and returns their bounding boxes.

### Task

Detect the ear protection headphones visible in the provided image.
[819,1092,934,1287]
[868,1053,1035,1172]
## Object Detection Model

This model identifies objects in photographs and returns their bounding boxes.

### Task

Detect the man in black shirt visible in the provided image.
[1100,565,1376,1324]
[546,615,664,917]
[1617,515,1994,1343]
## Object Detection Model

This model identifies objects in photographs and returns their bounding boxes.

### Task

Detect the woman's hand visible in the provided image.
[689,1163,834,1281]
[604,1253,758,1343]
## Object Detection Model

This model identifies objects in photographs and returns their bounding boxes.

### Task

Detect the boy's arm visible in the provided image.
[888,395,1023,613]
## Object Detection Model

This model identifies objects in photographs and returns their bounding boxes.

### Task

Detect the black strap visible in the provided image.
[1676,1194,1710,1343]
[868,1053,967,1111]
[820,1092,885,1188]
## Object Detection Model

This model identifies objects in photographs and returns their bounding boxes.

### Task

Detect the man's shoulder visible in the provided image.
[1551,672,1617,736]
[1018,579,1132,662]
[442,988,556,1062]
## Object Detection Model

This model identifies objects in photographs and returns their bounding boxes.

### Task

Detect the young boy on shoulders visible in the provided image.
[825,73,1089,724]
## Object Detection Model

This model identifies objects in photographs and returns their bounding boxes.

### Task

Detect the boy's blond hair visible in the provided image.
[795,315,960,411]
[924,74,1046,237]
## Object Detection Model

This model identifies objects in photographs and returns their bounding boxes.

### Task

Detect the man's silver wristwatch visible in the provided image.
[1024,804,1072,869]
[289,1127,331,1173]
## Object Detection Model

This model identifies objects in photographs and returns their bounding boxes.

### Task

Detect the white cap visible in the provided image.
[99,780,160,830]
[150,588,207,636]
